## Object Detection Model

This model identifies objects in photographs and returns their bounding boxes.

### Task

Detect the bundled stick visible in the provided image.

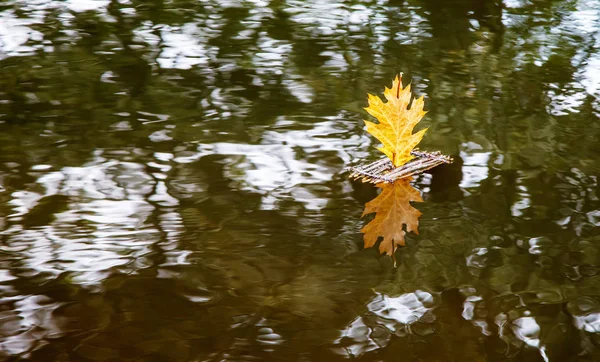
[348,150,452,183]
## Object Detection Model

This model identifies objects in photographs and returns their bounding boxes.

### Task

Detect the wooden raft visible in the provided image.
[348,150,453,184]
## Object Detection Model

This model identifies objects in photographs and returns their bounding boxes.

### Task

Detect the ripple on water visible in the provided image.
[2,153,170,286]
[177,117,370,210]
[334,291,436,357]
[0,294,63,356]
[568,297,600,333]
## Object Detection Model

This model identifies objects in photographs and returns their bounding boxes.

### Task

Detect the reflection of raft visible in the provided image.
[348,150,452,183]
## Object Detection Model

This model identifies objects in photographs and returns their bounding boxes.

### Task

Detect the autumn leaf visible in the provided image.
[361,178,423,256]
[349,74,451,183]
[364,74,428,167]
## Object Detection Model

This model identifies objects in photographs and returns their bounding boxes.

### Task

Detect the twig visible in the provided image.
[347,150,452,183]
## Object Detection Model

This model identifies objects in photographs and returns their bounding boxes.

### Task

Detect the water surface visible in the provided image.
[1,0,599,361]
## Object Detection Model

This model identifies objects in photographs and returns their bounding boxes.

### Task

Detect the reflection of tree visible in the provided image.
[0,0,599,360]
[420,0,503,51]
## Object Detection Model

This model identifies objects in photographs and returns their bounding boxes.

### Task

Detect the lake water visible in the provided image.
[1,0,599,361]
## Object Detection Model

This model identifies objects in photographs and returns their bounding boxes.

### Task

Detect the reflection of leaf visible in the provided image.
[364,74,428,167]
[361,178,423,256]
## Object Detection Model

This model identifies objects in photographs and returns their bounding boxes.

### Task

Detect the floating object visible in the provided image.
[348,150,452,183]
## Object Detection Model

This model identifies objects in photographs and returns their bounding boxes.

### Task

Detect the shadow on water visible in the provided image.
[0,0,599,361]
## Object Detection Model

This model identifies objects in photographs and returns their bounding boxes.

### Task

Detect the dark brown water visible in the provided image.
[1,0,599,361]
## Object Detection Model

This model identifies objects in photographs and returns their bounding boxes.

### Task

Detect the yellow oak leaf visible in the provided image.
[361,178,423,256]
[364,74,428,167]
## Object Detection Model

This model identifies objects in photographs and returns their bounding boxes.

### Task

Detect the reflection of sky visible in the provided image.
[3,152,171,284]
[367,291,433,326]
[511,173,531,217]
[0,294,63,356]
[459,142,490,190]
[502,0,600,117]
[1,0,600,359]
[576,0,600,96]
[186,118,370,210]
[569,297,600,333]
[469,302,549,362]
[0,10,43,59]
[65,0,110,12]
[156,24,210,70]
[335,291,435,357]
[0,148,189,356]
[4,0,599,110]
[0,113,367,304]
[511,316,549,362]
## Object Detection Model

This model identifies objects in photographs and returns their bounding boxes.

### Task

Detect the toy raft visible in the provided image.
[348,150,452,184]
